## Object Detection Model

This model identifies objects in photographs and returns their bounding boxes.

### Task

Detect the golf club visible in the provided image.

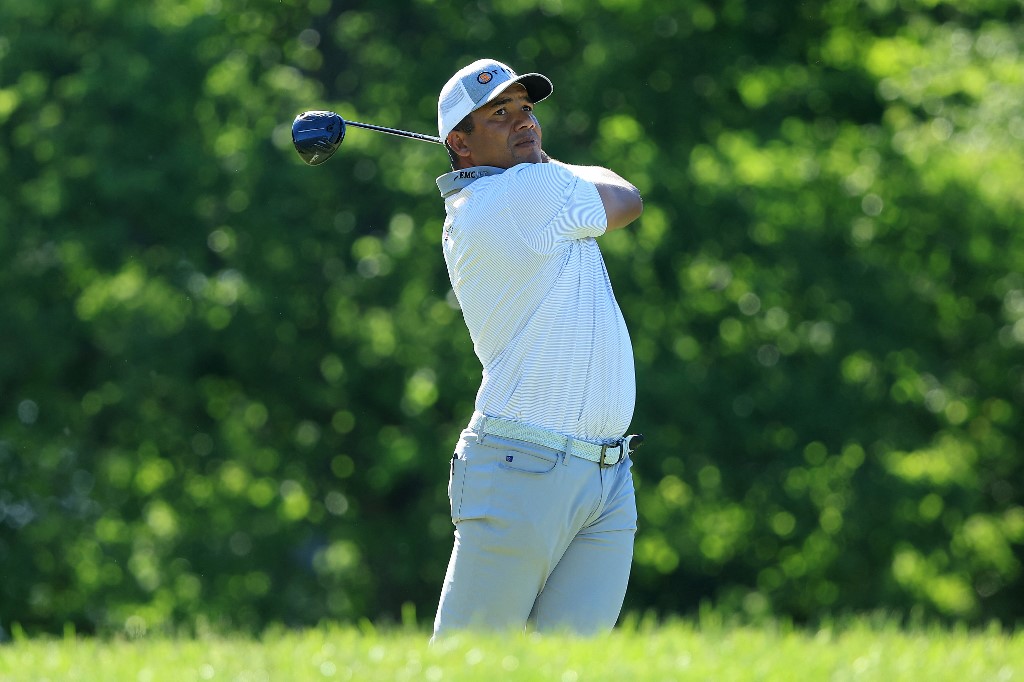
[291,110,441,166]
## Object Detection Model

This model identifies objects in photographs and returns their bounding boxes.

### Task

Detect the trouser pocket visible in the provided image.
[448,433,493,524]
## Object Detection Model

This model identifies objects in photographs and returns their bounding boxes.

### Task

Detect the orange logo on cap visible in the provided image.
[477,72,493,84]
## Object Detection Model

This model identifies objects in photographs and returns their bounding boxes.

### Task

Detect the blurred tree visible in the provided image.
[0,0,1021,635]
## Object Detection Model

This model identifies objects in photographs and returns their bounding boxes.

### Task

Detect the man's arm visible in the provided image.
[542,153,643,232]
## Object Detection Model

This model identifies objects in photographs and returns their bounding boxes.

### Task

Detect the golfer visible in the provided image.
[431,58,644,638]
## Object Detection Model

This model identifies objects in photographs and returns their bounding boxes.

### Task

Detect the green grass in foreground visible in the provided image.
[0,616,1021,682]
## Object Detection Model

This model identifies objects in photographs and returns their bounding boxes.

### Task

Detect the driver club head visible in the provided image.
[292,110,346,166]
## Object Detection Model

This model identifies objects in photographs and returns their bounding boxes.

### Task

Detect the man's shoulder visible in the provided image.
[442,164,573,208]
[506,161,575,181]
[438,163,574,196]
[493,162,578,198]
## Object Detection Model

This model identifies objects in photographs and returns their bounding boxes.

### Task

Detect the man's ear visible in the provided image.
[446,130,472,158]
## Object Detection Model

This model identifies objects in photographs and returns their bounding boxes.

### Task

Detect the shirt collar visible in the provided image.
[435,166,507,198]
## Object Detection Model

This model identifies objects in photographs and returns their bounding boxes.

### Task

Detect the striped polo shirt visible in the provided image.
[436,162,635,442]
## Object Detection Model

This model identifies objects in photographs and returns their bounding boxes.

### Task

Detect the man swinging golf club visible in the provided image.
[432,58,645,639]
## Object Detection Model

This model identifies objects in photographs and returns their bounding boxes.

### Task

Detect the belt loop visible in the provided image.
[473,412,488,444]
[561,435,571,466]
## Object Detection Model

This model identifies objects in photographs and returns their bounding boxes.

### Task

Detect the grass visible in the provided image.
[1,615,1021,681]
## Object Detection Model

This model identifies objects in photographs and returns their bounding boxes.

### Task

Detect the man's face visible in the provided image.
[454,84,543,169]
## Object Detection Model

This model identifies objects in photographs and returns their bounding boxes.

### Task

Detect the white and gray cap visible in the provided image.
[437,58,553,143]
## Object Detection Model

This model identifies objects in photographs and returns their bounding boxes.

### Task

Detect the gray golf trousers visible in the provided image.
[432,423,638,639]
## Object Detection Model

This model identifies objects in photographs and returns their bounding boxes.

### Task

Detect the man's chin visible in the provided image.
[515,148,543,165]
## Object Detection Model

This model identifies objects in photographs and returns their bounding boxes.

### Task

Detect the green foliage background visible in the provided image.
[1,0,1022,635]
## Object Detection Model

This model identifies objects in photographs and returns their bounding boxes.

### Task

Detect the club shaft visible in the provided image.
[345,119,442,145]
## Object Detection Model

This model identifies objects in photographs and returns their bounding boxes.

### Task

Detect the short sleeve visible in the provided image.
[504,163,608,250]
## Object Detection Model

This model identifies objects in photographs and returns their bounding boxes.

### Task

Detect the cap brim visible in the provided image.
[516,73,553,103]
[484,73,553,107]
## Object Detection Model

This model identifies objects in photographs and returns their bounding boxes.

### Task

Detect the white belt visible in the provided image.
[468,412,643,467]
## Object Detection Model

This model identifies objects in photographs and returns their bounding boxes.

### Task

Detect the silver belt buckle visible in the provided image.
[625,434,644,453]
[600,434,644,466]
